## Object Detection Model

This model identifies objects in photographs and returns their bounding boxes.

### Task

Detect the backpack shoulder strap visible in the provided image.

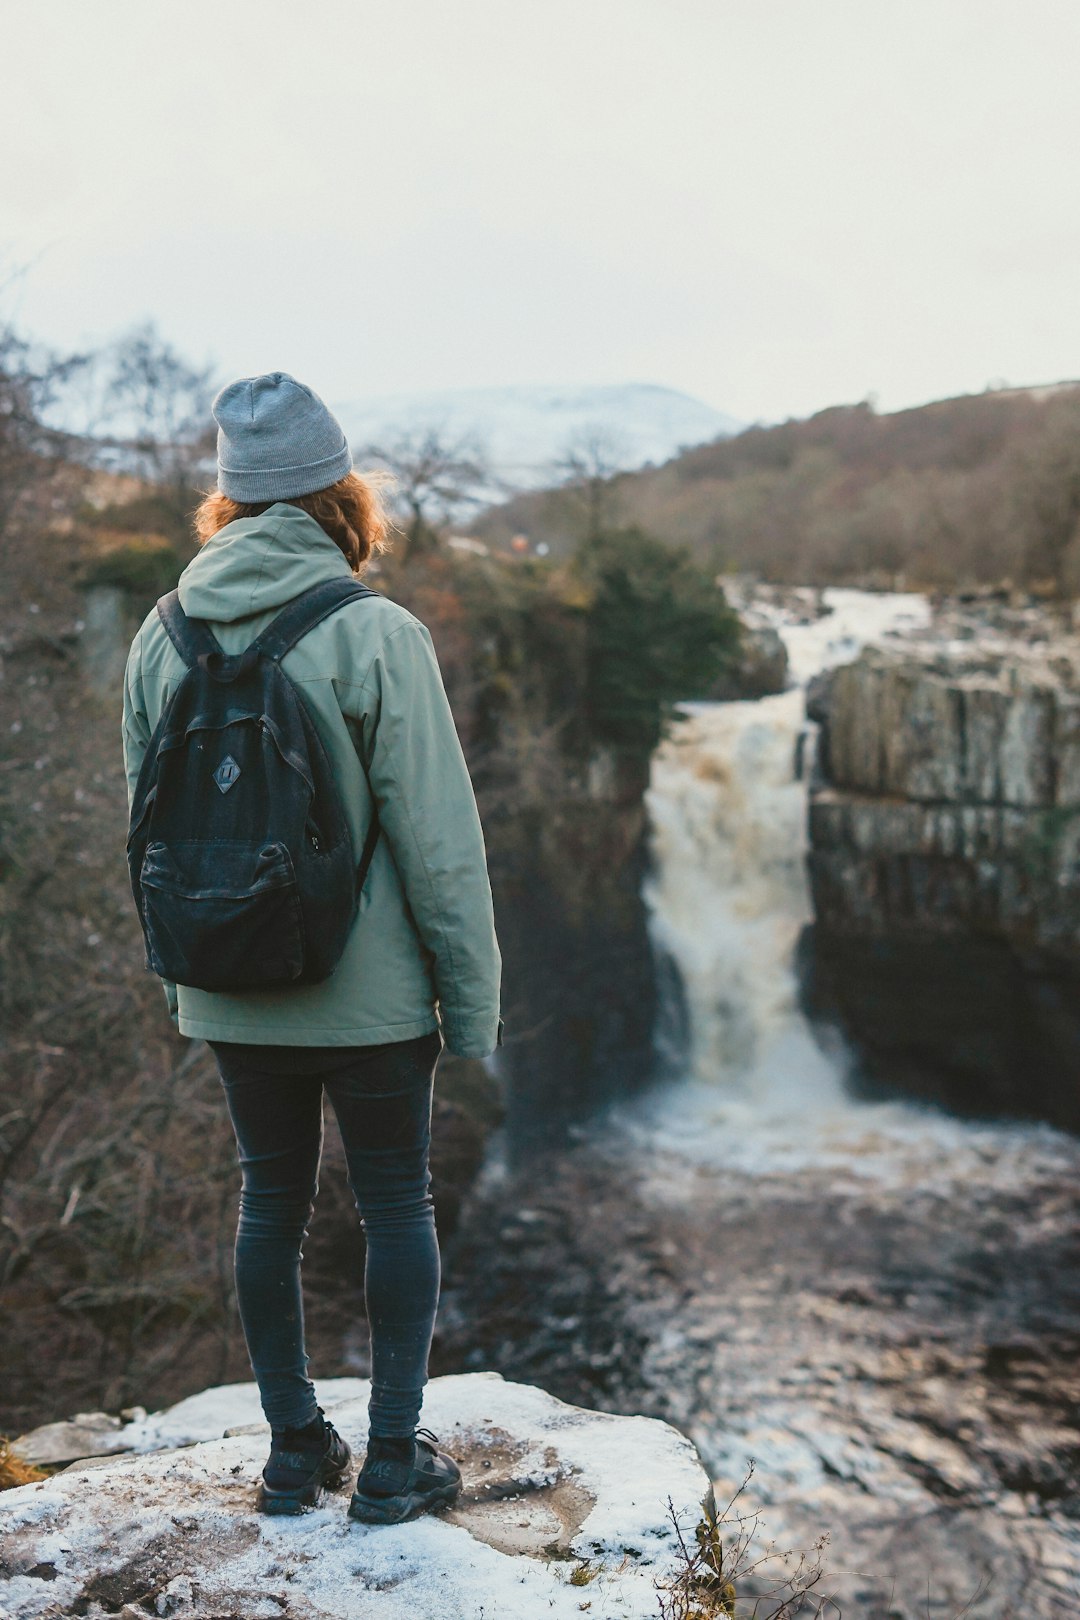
[156,590,224,667]
[252,576,383,895]
[251,577,379,664]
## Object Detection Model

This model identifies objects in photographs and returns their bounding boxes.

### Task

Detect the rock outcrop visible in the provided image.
[805,628,1080,1129]
[1,1373,709,1620]
[708,624,789,700]
[486,748,657,1154]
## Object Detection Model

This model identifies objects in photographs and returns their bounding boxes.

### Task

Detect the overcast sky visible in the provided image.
[4,0,1080,425]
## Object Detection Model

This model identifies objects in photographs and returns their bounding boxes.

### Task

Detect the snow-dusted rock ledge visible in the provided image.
[0,1373,709,1619]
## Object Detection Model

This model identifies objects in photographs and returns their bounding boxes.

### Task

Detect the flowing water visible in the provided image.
[627,590,930,1153]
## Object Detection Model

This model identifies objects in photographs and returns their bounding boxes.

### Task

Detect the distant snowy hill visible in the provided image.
[335,383,742,495]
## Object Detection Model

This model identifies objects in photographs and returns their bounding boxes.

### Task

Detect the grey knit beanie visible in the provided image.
[212,371,352,502]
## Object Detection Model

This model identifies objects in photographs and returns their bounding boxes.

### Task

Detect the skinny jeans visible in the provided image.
[210,1029,442,1438]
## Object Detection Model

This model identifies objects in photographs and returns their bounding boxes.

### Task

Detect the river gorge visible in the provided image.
[3,535,1078,1616]
[438,588,1080,1618]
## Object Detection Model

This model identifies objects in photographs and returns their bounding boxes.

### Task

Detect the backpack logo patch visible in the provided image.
[212,755,242,794]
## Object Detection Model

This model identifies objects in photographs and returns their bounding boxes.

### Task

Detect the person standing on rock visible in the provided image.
[122,372,502,1522]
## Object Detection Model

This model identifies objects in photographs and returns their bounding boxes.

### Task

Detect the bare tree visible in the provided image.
[551,423,630,542]
[0,322,89,546]
[1011,391,1080,593]
[361,424,491,556]
[95,321,217,497]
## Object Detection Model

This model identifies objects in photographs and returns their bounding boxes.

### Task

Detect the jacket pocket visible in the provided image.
[140,840,305,991]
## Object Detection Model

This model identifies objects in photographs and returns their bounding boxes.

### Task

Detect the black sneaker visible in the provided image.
[256,1409,352,1516]
[348,1427,462,1524]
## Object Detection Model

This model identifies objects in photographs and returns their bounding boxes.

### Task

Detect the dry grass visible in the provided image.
[0,1439,47,1490]
[655,1469,836,1620]
[653,1468,999,1620]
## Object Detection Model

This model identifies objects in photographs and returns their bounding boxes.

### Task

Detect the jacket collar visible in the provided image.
[177,502,353,623]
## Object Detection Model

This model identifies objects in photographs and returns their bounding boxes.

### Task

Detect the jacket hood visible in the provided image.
[176,502,354,623]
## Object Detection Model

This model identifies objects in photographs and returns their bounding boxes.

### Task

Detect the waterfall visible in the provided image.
[642,589,930,1119]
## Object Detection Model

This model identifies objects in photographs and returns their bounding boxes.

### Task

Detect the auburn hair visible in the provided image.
[193,470,395,573]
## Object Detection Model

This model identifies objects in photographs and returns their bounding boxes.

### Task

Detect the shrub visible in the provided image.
[81,537,184,612]
[575,526,741,755]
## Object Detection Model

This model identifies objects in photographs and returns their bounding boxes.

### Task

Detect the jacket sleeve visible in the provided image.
[360,619,502,1058]
[122,630,180,1030]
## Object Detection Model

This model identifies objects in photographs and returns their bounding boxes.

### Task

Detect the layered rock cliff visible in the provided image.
[805,615,1080,1130]
[482,750,655,1152]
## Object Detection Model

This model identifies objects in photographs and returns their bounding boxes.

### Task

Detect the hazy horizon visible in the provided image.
[5,1,1080,426]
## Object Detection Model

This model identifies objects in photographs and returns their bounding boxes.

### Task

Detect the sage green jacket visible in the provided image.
[121,502,502,1057]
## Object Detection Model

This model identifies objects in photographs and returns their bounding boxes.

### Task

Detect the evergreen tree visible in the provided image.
[576,526,741,755]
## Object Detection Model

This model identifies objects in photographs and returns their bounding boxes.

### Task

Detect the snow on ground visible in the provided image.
[117,1380,371,1455]
[0,1373,708,1620]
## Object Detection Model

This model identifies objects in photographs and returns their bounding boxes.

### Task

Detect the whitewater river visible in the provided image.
[445,589,1080,1619]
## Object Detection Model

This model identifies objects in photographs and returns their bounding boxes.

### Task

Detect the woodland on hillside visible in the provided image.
[479,385,1080,594]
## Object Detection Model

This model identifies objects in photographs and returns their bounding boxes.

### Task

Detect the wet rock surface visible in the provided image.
[709,623,790,700]
[437,1109,1080,1618]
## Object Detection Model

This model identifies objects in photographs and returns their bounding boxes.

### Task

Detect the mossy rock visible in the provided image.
[81,537,184,609]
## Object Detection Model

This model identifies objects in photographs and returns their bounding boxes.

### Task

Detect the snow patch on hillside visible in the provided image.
[337,382,741,494]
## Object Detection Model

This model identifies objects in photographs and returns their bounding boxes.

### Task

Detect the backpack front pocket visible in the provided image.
[139,840,306,990]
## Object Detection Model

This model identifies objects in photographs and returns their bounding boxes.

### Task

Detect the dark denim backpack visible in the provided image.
[127,578,380,993]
